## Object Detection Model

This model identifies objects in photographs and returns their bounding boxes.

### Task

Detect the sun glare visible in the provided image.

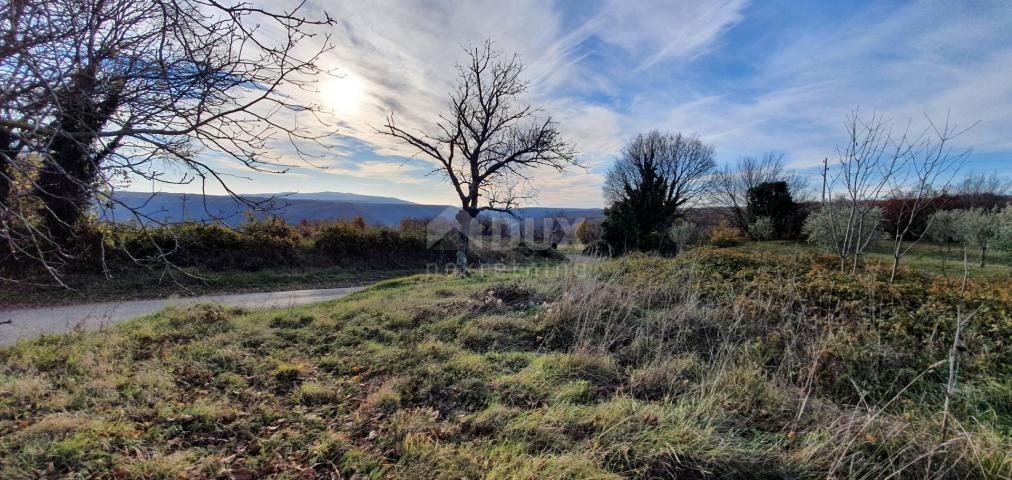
[321,73,366,115]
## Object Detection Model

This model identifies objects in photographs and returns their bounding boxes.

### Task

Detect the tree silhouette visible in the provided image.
[382,41,577,264]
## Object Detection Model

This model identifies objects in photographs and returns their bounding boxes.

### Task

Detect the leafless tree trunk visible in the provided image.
[382,40,577,268]
[820,110,911,273]
[886,114,969,282]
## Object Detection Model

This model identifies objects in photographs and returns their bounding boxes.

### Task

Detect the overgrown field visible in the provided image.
[1,249,1009,478]
[734,240,1012,280]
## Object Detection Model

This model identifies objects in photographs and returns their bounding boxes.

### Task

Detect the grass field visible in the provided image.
[1,247,1009,478]
[735,240,1012,280]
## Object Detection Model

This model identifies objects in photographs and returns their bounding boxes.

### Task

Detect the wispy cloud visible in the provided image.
[166,0,1012,208]
[593,0,748,70]
[644,0,1012,170]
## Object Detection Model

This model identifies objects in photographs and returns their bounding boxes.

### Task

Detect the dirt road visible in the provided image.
[0,287,363,346]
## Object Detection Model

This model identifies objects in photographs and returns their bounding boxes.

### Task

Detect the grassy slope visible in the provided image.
[0,249,1009,478]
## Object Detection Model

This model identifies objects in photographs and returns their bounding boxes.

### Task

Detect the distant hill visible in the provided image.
[101,192,602,227]
[261,191,416,205]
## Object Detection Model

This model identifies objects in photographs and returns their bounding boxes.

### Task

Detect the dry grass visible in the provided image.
[0,249,1008,478]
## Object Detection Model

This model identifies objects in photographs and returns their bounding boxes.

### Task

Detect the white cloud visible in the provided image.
[162,0,1012,208]
[594,0,748,70]
[296,0,750,206]
[638,1,1012,170]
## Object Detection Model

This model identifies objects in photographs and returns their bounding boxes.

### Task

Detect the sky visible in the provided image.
[150,0,1012,208]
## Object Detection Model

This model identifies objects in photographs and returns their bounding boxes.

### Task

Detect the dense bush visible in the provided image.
[803,204,883,255]
[119,218,302,271]
[878,195,944,241]
[3,214,570,287]
[745,180,804,239]
[9,217,460,275]
[574,219,602,244]
[313,222,451,266]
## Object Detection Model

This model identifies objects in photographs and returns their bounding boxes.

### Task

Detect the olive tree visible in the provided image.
[803,203,884,260]
[996,206,1012,251]
[669,221,699,250]
[956,208,999,267]
[926,209,964,275]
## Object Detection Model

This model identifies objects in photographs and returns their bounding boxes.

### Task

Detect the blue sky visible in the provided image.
[150,0,1012,207]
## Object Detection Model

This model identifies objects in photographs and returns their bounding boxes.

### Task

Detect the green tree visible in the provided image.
[601,131,714,255]
[956,208,998,267]
[745,181,800,240]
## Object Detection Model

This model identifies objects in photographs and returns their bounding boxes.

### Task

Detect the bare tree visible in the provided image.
[604,131,714,211]
[709,153,808,232]
[884,115,969,282]
[819,110,911,273]
[382,41,577,262]
[0,0,336,285]
[954,171,1011,210]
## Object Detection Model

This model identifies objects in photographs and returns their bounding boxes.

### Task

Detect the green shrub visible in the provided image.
[314,221,449,266]
[118,218,302,271]
[748,216,775,241]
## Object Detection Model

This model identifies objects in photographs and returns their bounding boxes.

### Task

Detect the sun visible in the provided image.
[320,73,366,115]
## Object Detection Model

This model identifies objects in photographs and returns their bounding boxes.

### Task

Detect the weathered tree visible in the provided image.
[601,131,715,255]
[0,0,336,284]
[382,41,577,264]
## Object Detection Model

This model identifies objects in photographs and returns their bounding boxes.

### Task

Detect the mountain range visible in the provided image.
[101,191,603,227]
[254,191,415,205]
